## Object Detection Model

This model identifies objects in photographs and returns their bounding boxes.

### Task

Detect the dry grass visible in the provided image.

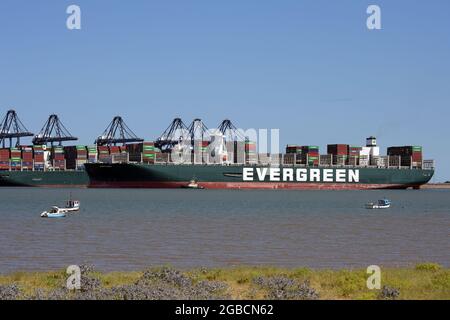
[0,263,448,300]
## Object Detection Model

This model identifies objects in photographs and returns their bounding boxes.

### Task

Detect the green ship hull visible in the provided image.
[0,170,89,187]
[0,164,434,189]
[85,163,433,190]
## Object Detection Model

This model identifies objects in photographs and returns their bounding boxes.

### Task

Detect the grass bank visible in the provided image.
[0,263,448,300]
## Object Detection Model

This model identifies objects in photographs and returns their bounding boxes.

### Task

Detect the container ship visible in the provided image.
[0,113,434,189]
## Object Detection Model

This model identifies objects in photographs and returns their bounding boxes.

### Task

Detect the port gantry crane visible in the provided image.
[157,118,248,153]
[217,119,246,142]
[187,118,210,142]
[95,116,143,146]
[187,118,211,162]
[155,118,190,152]
[0,110,34,148]
[32,114,78,146]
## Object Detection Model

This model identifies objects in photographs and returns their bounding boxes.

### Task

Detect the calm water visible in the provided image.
[0,188,449,273]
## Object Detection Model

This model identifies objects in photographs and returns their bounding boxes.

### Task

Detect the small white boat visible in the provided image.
[40,195,80,218]
[181,179,205,189]
[365,199,391,209]
[64,199,80,212]
[41,206,68,218]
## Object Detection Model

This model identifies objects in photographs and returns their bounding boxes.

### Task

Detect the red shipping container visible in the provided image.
[327,144,348,155]
[22,152,33,159]
[109,146,120,154]
[126,143,143,153]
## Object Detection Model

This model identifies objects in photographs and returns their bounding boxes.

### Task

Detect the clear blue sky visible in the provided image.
[0,1,449,181]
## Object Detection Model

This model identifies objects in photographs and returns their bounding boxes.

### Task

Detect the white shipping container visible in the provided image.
[423,160,435,169]
[359,159,369,166]
[379,156,388,167]
[112,153,128,163]
[43,151,51,162]
[360,147,371,157]
[370,146,380,156]
[270,154,281,164]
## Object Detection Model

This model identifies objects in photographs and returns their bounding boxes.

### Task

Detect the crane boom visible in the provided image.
[95,116,143,146]
[32,114,77,146]
[0,110,34,147]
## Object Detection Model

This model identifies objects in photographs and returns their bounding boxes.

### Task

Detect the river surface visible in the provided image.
[0,188,448,273]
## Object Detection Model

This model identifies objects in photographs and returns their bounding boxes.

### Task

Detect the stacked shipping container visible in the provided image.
[126,143,143,162]
[283,153,295,165]
[51,146,65,170]
[225,141,233,164]
[285,145,319,165]
[64,146,87,170]
[10,148,22,171]
[87,146,98,163]
[109,145,128,163]
[370,155,387,167]
[301,146,319,166]
[0,138,428,170]
[348,146,362,166]
[327,144,348,165]
[359,155,369,167]
[119,146,128,154]
[319,154,332,166]
[387,146,423,168]
[193,140,209,163]
[0,148,10,170]
[286,145,302,165]
[235,141,246,164]
[201,141,209,163]
[97,146,110,162]
[109,146,121,154]
[33,145,45,171]
[245,140,257,164]
[76,145,87,169]
[21,146,33,170]
[156,151,168,163]
[142,142,156,164]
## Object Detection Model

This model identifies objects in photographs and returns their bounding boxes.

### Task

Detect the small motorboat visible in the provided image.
[181,179,205,189]
[41,206,68,218]
[365,198,391,209]
[40,195,80,218]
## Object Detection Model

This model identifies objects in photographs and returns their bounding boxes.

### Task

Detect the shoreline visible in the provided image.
[0,264,448,300]
[422,183,450,189]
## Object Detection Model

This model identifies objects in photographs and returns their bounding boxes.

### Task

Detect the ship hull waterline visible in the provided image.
[89,180,421,190]
[84,163,434,190]
[0,164,434,190]
[0,171,89,188]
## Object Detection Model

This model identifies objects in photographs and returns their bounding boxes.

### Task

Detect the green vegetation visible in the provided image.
[0,264,449,300]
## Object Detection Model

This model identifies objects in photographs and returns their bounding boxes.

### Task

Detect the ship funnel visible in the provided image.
[366,136,377,147]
